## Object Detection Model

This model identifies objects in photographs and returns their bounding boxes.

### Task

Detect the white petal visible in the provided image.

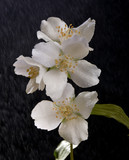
[52,83,75,103]
[13,55,32,77]
[26,78,45,94]
[44,69,67,100]
[38,78,45,91]
[74,18,95,42]
[36,65,46,84]
[37,31,61,49]
[32,42,60,68]
[70,60,101,88]
[13,55,46,87]
[73,91,98,119]
[26,78,39,94]
[31,100,62,131]
[40,17,67,41]
[37,31,52,42]
[17,55,43,66]
[47,17,67,31]
[13,55,44,77]
[41,20,59,41]
[59,117,88,145]
[62,35,89,59]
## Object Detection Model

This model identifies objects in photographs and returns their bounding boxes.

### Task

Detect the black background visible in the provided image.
[0,0,129,159]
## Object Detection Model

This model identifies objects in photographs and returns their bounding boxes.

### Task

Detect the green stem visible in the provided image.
[70,144,74,160]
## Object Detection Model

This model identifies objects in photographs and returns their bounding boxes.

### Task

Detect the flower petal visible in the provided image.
[31,100,62,131]
[13,55,42,77]
[37,31,52,42]
[44,69,67,100]
[59,117,88,145]
[37,31,61,49]
[53,83,75,103]
[13,55,46,89]
[13,56,31,77]
[26,78,45,94]
[70,60,101,88]
[32,42,60,68]
[26,78,39,94]
[74,18,95,42]
[38,79,45,91]
[62,35,89,59]
[36,65,46,84]
[73,91,98,119]
[40,17,67,41]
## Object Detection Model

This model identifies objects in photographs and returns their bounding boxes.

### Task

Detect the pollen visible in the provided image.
[26,66,39,79]
[56,23,74,42]
[56,23,81,43]
[55,54,78,74]
[53,97,79,121]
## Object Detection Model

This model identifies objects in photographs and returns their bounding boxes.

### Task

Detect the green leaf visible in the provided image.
[54,140,78,160]
[91,104,129,129]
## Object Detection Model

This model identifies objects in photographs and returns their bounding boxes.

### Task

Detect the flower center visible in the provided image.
[60,105,73,117]
[55,54,78,74]
[53,97,79,120]
[26,66,39,79]
[56,24,80,42]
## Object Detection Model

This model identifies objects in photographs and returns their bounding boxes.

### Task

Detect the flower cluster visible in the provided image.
[13,17,101,145]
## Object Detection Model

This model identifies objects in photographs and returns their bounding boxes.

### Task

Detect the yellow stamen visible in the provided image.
[26,66,39,79]
[55,54,78,73]
[56,23,80,43]
[53,98,79,121]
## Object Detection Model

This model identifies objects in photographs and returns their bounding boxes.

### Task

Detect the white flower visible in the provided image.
[13,55,67,99]
[32,37,101,99]
[37,17,95,45]
[13,55,46,94]
[31,83,98,145]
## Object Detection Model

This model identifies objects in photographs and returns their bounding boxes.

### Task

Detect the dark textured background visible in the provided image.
[0,0,129,159]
